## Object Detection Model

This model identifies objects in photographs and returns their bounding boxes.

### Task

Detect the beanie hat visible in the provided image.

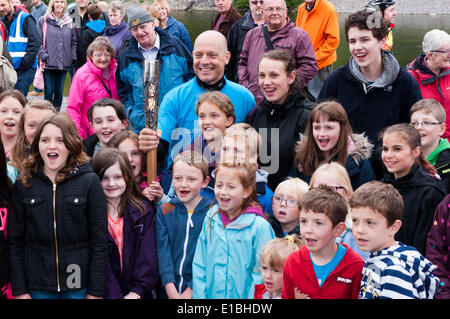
[127,7,154,29]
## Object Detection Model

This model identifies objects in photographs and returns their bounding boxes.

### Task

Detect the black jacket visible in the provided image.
[9,163,108,297]
[0,204,8,290]
[82,133,99,158]
[225,11,257,83]
[246,90,315,190]
[382,165,446,255]
[268,214,300,239]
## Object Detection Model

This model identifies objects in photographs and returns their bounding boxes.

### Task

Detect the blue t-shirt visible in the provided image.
[311,243,347,287]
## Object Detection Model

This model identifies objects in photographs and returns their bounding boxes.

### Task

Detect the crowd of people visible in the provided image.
[0,0,449,300]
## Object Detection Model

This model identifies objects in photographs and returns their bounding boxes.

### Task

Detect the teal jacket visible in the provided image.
[192,204,275,299]
[117,27,194,132]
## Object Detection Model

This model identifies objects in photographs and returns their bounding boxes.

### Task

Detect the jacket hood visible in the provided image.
[427,138,450,166]
[349,50,400,93]
[371,243,439,298]
[104,19,128,36]
[348,133,374,164]
[260,90,313,119]
[86,19,106,33]
[407,53,450,86]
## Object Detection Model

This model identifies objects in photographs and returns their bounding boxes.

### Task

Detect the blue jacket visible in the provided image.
[165,16,192,51]
[117,27,194,133]
[192,204,275,299]
[158,76,256,167]
[156,196,213,295]
[105,199,158,299]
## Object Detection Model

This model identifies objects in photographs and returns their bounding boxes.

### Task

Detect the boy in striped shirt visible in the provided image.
[350,181,439,299]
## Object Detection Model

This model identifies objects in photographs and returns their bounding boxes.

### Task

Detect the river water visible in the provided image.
[171,10,450,68]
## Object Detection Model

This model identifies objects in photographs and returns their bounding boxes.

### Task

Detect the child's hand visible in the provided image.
[165,283,182,299]
[123,292,141,299]
[143,181,164,203]
[180,287,193,299]
[139,128,162,153]
[294,287,309,299]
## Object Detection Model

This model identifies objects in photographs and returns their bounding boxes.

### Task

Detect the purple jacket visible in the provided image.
[426,194,450,299]
[105,199,158,299]
[238,18,318,105]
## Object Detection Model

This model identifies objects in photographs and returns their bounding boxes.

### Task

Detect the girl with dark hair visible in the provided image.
[8,113,108,299]
[291,100,375,190]
[91,148,157,299]
[380,123,446,255]
[246,49,315,190]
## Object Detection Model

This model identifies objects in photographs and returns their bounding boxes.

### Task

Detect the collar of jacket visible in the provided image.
[104,19,128,36]
[196,75,226,91]
[260,90,306,118]
[408,53,450,87]
[169,196,213,214]
[86,56,118,77]
[124,27,177,61]
[213,5,240,24]
[36,161,91,184]
[262,17,295,39]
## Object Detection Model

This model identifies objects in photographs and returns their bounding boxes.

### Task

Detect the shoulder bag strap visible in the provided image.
[95,74,112,98]
[262,25,274,51]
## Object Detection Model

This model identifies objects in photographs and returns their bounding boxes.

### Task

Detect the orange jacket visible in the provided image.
[296,0,339,69]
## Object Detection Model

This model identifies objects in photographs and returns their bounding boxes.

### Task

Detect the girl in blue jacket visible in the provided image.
[192,162,275,299]
[92,148,158,299]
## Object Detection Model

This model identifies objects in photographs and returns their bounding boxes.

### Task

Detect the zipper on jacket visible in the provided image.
[52,183,61,292]
[178,213,194,293]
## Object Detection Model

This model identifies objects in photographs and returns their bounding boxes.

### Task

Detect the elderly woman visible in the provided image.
[103,1,132,56]
[36,0,76,110]
[211,0,241,38]
[66,37,119,139]
[408,29,450,138]
[152,0,193,51]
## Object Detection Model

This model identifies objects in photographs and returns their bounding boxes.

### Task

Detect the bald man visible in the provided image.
[139,30,256,168]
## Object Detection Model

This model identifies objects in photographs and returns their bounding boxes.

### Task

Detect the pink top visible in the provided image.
[108,214,124,270]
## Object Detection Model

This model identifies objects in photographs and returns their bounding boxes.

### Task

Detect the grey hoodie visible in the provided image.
[350,50,400,94]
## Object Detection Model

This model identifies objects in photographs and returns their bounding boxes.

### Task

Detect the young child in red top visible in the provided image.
[254,235,303,299]
[282,186,364,299]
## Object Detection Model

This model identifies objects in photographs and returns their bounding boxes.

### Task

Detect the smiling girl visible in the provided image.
[92,148,157,299]
[8,113,108,299]
[192,162,275,299]
[246,49,315,190]
[380,123,446,255]
[292,100,375,190]
[0,90,28,160]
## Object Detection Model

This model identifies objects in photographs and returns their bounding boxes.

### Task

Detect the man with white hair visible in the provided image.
[407,29,450,138]
[238,0,317,105]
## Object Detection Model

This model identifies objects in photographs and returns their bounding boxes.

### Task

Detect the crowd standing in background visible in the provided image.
[0,0,449,300]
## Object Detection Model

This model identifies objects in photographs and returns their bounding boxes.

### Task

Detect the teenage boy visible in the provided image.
[318,9,421,178]
[156,151,212,299]
[410,99,450,192]
[282,186,364,299]
[350,181,439,299]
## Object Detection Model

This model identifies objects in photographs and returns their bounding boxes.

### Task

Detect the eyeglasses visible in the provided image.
[250,0,264,5]
[431,49,450,55]
[310,185,346,192]
[272,196,299,207]
[93,52,111,58]
[410,121,442,128]
[264,6,286,13]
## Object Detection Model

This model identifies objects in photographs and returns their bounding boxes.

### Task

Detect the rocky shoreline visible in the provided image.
[165,0,450,15]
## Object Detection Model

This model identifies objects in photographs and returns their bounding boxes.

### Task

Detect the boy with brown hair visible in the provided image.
[350,181,439,299]
[156,151,213,299]
[410,99,450,192]
[282,186,364,299]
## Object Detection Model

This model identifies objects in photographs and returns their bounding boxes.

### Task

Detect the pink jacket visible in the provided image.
[66,58,119,139]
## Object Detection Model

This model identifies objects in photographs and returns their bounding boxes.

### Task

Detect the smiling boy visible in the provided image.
[282,186,364,299]
[318,10,421,178]
[350,181,439,299]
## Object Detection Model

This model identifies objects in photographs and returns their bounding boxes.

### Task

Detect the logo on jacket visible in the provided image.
[336,277,353,285]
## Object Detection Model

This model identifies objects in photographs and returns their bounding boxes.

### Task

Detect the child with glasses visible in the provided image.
[410,99,450,193]
[268,177,309,238]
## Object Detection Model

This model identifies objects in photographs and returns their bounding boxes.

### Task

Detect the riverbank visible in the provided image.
[166,0,450,15]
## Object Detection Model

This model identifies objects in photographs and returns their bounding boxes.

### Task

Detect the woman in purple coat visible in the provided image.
[92,148,158,299]
[103,1,132,57]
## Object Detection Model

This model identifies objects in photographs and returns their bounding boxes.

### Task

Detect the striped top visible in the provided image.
[359,243,439,299]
